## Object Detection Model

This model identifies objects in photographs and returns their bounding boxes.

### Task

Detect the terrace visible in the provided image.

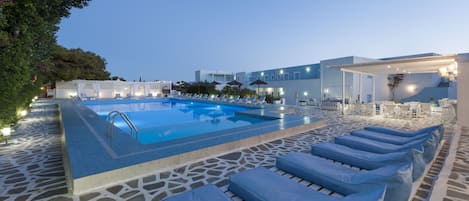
[0,99,466,200]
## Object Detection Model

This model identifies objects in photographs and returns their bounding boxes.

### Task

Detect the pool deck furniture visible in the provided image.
[351,129,432,145]
[364,124,443,142]
[276,153,412,201]
[334,135,437,162]
[228,167,386,201]
[311,142,425,180]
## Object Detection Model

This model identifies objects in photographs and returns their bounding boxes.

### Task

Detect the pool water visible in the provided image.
[84,99,270,144]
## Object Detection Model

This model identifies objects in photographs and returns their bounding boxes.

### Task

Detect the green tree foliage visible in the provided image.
[0,0,91,127]
[387,74,404,101]
[44,45,111,82]
[186,81,217,94]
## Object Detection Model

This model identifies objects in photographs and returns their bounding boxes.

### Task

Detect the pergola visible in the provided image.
[329,54,458,114]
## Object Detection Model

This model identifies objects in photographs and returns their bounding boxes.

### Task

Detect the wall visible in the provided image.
[255,79,321,105]
[55,80,172,99]
[391,73,441,101]
[320,57,354,100]
[457,53,469,128]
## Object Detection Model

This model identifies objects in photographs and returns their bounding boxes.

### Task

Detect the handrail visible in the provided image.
[106,110,139,140]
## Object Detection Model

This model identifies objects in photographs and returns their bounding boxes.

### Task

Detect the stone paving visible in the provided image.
[443,127,469,201]
[0,101,453,201]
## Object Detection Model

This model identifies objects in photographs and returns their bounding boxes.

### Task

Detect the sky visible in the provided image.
[57,0,469,81]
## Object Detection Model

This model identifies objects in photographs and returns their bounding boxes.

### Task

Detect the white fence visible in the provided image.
[55,80,172,99]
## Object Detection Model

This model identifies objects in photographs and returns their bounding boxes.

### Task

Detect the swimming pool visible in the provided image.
[84,99,271,144]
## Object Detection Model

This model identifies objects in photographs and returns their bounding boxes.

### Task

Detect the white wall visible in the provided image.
[320,57,354,100]
[391,73,441,101]
[255,79,321,105]
[457,53,469,128]
[55,80,171,99]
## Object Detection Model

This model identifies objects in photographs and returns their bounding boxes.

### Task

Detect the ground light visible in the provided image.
[1,127,11,145]
[20,110,27,117]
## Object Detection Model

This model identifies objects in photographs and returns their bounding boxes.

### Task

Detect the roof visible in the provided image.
[329,54,457,75]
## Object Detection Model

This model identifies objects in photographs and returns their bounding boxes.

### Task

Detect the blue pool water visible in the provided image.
[84,99,270,144]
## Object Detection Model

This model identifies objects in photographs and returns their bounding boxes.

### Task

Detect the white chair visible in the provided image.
[420,103,432,117]
[398,105,411,119]
[383,104,396,118]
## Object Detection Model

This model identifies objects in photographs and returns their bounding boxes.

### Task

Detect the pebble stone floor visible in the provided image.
[443,127,469,201]
[0,100,457,201]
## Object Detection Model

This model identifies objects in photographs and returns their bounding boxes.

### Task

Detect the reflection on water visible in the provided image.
[85,99,270,144]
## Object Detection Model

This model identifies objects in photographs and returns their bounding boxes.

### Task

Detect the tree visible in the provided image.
[387,74,404,101]
[0,0,91,127]
[44,45,111,82]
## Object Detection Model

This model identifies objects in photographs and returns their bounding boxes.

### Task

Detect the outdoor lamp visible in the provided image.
[20,110,27,117]
[2,127,11,144]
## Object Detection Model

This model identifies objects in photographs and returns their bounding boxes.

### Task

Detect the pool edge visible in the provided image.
[71,119,326,195]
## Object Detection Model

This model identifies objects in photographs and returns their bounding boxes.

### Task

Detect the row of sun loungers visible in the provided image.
[163,124,443,201]
[175,93,266,105]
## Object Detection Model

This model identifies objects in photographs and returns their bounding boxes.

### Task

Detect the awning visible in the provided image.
[330,54,458,75]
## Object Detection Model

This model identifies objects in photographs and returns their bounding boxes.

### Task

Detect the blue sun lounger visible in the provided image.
[351,130,431,145]
[335,135,437,163]
[311,142,425,180]
[276,153,412,201]
[229,166,386,201]
[162,184,231,201]
[365,124,443,142]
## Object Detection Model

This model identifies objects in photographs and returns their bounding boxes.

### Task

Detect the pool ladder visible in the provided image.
[106,111,139,140]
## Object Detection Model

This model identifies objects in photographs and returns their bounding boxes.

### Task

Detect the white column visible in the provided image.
[372,75,376,103]
[358,73,362,103]
[457,54,469,128]
[342,71,346,115]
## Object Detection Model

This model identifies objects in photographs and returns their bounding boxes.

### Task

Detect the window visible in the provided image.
[294,72,300,80]
[271,75,275,81]
[284,73,289,80]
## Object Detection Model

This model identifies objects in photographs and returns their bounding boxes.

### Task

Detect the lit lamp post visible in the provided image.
[2,127,11,145]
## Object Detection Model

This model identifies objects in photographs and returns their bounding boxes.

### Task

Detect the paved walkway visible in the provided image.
[0,101,454,201]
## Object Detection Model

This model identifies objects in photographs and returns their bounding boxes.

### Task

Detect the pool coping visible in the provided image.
[58,99,325,194]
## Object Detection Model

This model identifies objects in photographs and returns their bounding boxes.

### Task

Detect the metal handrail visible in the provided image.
[106,110,138,140]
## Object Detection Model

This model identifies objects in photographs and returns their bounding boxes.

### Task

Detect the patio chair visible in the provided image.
[364,124,443,143]
[311,142,425,180]
[398,104,411,119]
[351,130,432,145]
[114,93,123,100]
[276,153,412,201]
[230,95,240,103]
[162,184,231,201]
[229,167,386,201]
[335,135,437,163]
[255,96,266,104]
[383,104,396,118]
[420,103,432,117]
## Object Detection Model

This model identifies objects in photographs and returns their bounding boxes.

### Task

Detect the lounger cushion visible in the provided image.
[229,167,386,201]
[365,124,443,142]
[162,184,231,201]
[276,153,412,201]
[352,130,430,145]
[335,135,437,162]
[311,142,425,180]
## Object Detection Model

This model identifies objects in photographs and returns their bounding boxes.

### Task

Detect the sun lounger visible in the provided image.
[311,142,425,180]
[229,167,386,201]
[351,130,431,145]
[276,153,412,201]
[365,124,443,142]
[335,135,437,163]
[162,184,231,201]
